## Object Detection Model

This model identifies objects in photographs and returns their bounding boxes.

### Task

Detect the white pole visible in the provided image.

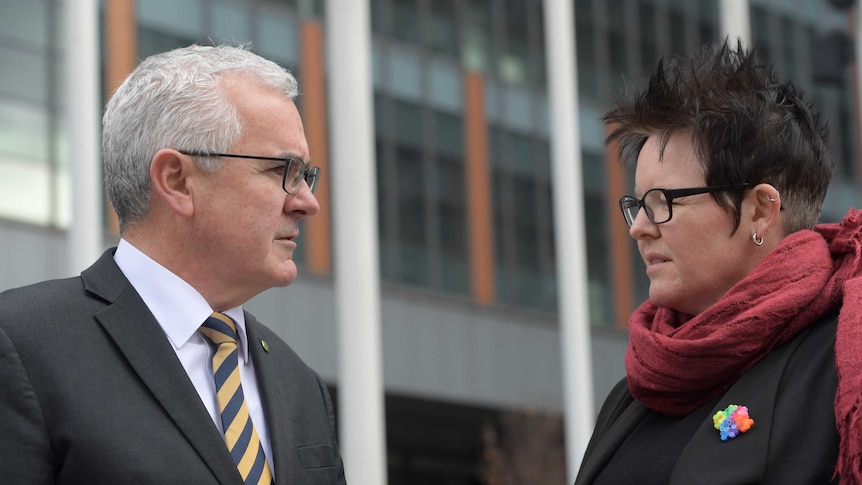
[325,1,388,484]
[719,0,752,48]
[65,0,102,276]
[542,0,594,482]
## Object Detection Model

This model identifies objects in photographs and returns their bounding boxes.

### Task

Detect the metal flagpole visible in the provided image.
[325,1,388,483]
[542,0,595,482]
[719,0,753,48]
[65,0,102,276]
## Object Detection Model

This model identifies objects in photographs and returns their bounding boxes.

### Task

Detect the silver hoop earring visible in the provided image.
[752,232,764,246]
[768,194,779,202]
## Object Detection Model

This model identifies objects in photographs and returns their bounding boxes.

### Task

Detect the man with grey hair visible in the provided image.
[0,44,346,484]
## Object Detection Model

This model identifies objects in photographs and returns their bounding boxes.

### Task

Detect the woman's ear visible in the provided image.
[748,183,783,237]
[150,149,196,217]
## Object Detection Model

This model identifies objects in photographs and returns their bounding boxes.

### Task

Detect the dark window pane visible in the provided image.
[392,0,421,45]
[393,100,424,148]
[434,111,464,158]
[430,0,459,57]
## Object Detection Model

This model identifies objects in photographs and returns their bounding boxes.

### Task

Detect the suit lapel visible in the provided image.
[83,250,240,485]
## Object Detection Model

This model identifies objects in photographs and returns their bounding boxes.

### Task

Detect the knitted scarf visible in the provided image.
[625,209,862,483]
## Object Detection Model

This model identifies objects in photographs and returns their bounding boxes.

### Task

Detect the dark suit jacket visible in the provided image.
[0,249,346,484]
[576,317,840,485]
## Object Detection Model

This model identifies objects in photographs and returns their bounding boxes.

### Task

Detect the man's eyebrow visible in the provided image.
[275,152,312,164]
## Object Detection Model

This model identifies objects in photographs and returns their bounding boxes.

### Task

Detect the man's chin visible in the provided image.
[271,261,298,287]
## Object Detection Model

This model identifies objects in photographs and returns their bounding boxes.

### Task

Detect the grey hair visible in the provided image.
[102,44,299,232]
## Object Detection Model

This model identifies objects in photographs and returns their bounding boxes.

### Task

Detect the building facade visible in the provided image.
[1,0,859,483]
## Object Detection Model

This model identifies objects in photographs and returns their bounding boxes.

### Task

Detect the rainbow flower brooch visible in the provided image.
[713,404,754,441]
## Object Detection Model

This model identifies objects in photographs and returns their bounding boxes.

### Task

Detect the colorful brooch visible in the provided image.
[712,404,754,441]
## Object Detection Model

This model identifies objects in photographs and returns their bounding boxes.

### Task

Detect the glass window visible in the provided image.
[500,0,529,85]
[484,77,500,125]
[389,46,423,102]
[585,193,611,325]
[375,139,395,278]
[396,146,429,285]
[505,131,535,176]
[436,153,464,206]
[697,0,718,45]
[608,30,626,94]
[434,111,463,159]
[372,40,385,90]
[397,146,424,197]
[669,9,686,54]
[138,27,196,59]
[582,149,606,196]
[492,171,516,301]
[607,0,626,33]
[297,0,324,19]
[463,0,492,72]
[698,19,716,46]
[429,59,462,114]
[751,6,772,63]
[0,47,48,103]
[393,100,423,148]
[535,93,549,138]
[838,87,856,179]
[371,0,384,34]
[638,1,658,76]
[213,1,251,44]
[266,0,298,7]
[429,0,458,57]
[781,15,797,78]
[0,0,48,47]
[257,9,299,66]
[373,92,387,137]
[437,155,468,293]
[501,85,533,134]
[0,158,52,224]
[0,99,49,160]
[534,2,547,87]
[575,4,597,99]
[137,0,204,39]
[513,176,538,270]
[391,0,421,45]
[53,117,71,227]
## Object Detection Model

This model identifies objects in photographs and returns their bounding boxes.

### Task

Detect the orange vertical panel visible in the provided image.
[104,0,137,236]
[300,21,332,274]
[464,72,495,304]
[605,124,634,329]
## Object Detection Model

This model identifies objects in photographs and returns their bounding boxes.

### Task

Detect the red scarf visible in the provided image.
[625,209,862,483]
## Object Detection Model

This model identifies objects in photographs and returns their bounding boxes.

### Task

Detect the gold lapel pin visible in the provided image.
[260,339,270,353]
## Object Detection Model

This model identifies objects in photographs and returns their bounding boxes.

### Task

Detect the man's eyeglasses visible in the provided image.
[179,151,320,195]
[618,184,751,227]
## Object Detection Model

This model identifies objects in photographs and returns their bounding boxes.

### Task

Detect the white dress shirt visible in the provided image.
[114,239,274,473]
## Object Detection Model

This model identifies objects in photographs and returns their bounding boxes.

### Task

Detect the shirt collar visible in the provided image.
[113,239,250,363]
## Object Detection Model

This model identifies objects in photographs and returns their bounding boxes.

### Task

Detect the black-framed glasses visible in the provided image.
[178,151,320,195]
[618,184,751,227]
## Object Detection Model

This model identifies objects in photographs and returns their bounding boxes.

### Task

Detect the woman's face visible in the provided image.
[629,132,759,316]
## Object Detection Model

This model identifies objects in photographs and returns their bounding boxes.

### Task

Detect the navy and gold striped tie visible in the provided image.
[200,312,273,485]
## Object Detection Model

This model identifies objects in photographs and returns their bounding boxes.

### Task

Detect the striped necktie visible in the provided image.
[200,312,273,485]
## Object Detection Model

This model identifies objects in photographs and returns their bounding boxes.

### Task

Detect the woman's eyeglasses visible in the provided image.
[618,184,751,227]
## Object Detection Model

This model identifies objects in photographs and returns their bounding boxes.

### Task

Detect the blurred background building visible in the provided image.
[1,0,860,483]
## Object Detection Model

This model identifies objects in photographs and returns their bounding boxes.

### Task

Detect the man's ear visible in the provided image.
[748,183,783,236]
[150,149,195,217]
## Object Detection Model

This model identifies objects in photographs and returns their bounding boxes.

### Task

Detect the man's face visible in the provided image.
[192,74,319,307]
